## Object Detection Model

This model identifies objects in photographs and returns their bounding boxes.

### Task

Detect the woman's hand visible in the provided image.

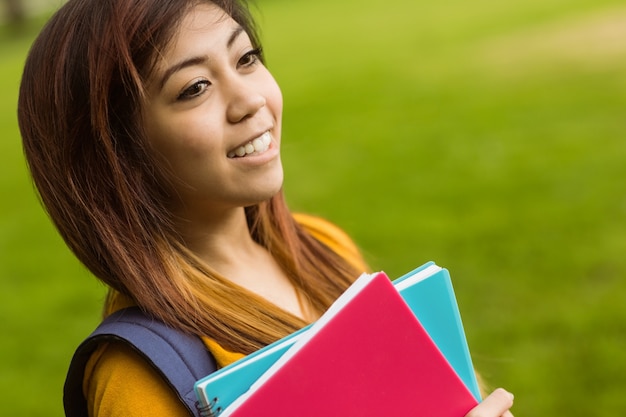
[465,388,514,417]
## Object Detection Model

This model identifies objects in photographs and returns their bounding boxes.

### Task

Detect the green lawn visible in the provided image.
[2,0,626,415]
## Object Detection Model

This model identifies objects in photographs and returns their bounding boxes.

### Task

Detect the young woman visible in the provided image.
[18,0,514,416]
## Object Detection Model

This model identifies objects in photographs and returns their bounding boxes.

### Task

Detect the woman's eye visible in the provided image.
[178,79,210,100]
[238,47,263,68]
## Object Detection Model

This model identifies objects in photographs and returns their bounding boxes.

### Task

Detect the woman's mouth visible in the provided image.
[228,132,272,158]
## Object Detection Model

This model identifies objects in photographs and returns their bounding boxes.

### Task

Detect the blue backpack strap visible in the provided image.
[63,307,217,417]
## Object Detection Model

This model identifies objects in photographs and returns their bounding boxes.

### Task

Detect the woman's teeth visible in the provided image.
[228,132,271,158]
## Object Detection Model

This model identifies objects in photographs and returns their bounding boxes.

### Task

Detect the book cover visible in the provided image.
[195,262,481,414]
[219,271,478,417]
[394,263,481,399]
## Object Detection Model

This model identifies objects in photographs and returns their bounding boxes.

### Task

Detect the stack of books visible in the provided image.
[194,262,481,417]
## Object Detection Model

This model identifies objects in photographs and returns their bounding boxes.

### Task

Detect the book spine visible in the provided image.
[196,399,218,417]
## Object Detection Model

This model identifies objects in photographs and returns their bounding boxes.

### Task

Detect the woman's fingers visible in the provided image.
[464,388,514,417]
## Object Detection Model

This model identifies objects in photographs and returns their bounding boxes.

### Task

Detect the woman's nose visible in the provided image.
[225,77,266,123]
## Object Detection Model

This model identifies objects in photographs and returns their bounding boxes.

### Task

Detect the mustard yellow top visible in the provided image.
[83,214,368,417]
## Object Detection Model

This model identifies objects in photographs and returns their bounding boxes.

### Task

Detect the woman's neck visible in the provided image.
[175,207,256,268]
[174,206,311,321]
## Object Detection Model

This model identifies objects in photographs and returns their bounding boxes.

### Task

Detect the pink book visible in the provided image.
[220,271,479,417]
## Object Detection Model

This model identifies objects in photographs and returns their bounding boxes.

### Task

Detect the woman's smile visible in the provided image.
[228,131,273,158]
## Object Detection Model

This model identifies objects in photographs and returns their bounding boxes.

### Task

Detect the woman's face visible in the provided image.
[143,3,283,217]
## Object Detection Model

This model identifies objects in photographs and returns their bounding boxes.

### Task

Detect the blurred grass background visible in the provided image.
[2,0,625,415]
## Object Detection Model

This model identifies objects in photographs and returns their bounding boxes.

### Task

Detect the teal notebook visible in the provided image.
[393,262,480,400]
[194,262,481,413]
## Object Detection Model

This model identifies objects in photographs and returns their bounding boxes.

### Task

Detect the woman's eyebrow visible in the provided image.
[159,56,208,90]
[157,25,246,91]
[227,26,245,48]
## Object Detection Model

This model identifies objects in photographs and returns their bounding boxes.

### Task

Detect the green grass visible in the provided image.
[2,0,626,415]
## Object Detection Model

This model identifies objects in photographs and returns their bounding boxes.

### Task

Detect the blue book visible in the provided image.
[195,262,481,414]
[393,262,481,400]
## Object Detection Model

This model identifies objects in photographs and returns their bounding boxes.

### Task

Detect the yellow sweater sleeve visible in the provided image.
[84,214,366,416]
[85,342,189,417]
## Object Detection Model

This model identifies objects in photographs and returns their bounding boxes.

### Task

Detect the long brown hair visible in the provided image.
[18,0,362,354]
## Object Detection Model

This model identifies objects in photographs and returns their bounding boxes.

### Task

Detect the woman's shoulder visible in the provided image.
[84,341,189,417]
[293,213,369,272]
